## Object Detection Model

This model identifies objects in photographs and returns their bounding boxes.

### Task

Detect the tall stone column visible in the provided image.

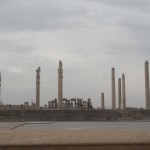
[122,74,126,109]
[111,68,116,110]
[0,73,1,104]
[101,92,105,109]
[145,61,150,109]
[58,60,63,108]
[118,78,121,109]
[36,67,41,108]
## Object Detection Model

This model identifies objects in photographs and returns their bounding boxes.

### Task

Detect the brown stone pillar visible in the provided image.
[0,73,1,104]
[118,78,121,109]
[101,92,105,109]
[58,60,63,108]
[111,68,116,110]
[36,67,41,108]
[122,74,126,109]
[145,61,150,109]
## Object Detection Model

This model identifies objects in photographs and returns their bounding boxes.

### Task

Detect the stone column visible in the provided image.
[36,67,41,108]
[58,60,63,108]
[145,61,150,109]
[111,68,116,110]
[101,92,105,109]
[122,74,126,109]
[118,78,121,109]
[0,73,1,104]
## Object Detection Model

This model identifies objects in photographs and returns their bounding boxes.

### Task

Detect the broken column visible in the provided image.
[101,92,105,109]
[118,78,121,109]
[145,60,150,109]
[36,67,41,108]
[111,68,116,110]
[58,60,63,108]
[122,74,126,109]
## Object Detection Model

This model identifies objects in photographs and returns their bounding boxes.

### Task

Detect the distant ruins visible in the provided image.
[1,60,150,121]
[48,60,92,110]
[0,60,150,111]
[48,98,92,110]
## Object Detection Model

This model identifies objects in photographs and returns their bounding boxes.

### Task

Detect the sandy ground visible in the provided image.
[0,122,150,145]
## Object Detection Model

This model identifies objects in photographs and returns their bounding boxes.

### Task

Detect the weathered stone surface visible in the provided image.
[58,60,63,108]
[145,61,150,109]
[36,67,41,108]
[122,74,126,109]
[111,68,116,110]
[101,92,105,109]
[0,110,116,121]
[118,78,121,109]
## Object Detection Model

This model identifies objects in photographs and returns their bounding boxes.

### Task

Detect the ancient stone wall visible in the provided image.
[0,109,150,121]
[0,110,117,121]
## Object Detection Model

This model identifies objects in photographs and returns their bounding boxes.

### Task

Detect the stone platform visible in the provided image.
[0,122,150,150]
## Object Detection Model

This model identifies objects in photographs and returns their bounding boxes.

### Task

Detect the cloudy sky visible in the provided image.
[0,0,150,108]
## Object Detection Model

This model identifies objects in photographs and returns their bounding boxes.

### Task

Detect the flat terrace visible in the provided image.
[0,122,150,150]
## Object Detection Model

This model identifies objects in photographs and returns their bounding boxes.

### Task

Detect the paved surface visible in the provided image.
[0,122,150,145]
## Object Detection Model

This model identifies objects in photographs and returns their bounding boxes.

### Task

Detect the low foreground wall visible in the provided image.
[0,109,150,121]
[0,109,117,121]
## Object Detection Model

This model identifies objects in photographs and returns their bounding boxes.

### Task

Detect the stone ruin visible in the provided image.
[48,98,92,110]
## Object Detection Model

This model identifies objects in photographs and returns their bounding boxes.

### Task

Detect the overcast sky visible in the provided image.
[0,0,150,108]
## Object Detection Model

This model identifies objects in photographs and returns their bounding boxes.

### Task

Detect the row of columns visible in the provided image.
[101,68,126,110]
[36,60,149,109]
[111,68,126,110]
[101,60,150,110]
[35,60,64,109]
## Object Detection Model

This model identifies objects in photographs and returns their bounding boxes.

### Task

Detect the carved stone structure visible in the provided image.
[48,98,57,109]
[58,60,63,108]
[111,68,116,110]
[145,61,150,109]
[118,78,121,109]
[48,98,92,110]
[77,99,83,108]
[122,74,126,109]
[71,98,76,108]
[101,92,105,109]
[87,98,92,109]
[63,98,71,108]
[24,102,29,106]
[36,67,41,108]
[83,101,87,108]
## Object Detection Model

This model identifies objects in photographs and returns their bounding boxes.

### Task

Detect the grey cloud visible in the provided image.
[0,0,89,32]
[87,0,150,10]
